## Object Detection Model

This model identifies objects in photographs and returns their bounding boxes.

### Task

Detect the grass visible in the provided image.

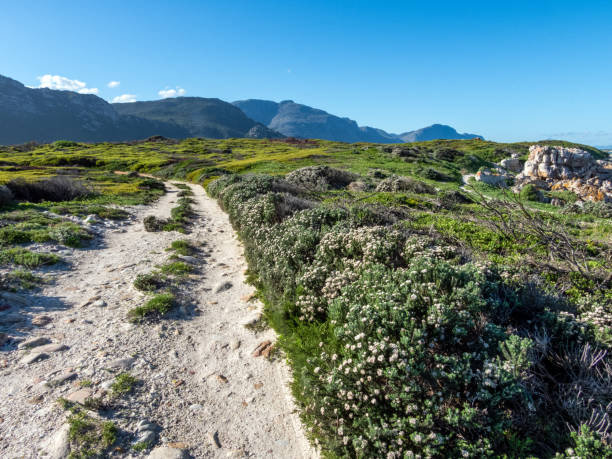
[128,293,176,321]
[56,399,118,459]
[0,248,60,268]
[111,372,138,395]
[159,261,192,276]
[167,239,193,256]
[133,272,164,292]
[2,269,43,290]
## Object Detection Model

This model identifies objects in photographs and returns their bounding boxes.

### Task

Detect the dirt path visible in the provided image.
[0,182,316,458]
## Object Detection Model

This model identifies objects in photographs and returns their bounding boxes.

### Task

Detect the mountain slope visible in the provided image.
[113,98,283,139]
[399,124,483,142]
[0,75,189,145]
[234,99,483,143]
[233,99,403,143]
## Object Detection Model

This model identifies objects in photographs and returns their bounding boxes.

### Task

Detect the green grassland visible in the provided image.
[1,137,610,457]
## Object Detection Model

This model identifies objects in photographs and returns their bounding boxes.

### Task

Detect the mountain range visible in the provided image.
[0,74,483,145]
[233,99,483,143]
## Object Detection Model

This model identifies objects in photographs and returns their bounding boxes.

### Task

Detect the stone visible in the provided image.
[107,357,135,370]
[32,315,53,326]
[92,300,107,307]
[44,423,70,459]
[21,352,49,365]
[28,394,44,404]
[177,255,198,264]
[475,169,511,187]
[215,281,233,293]
[230,339,240,350]
[136,430,156,444]
[499,157,523,173]
[47,371,78,387]
[147,447,188,459]
[208,431,221,448]
[83,214,99,224]
[65,388,94,405]
[252,340,272,357]
[33,343,68,353]
[216,374,228,384]
[136,420,155,432]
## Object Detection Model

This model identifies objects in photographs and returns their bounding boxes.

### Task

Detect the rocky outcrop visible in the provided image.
[499,153,523,173]
[475,167,513,187]
[514,145,612,202]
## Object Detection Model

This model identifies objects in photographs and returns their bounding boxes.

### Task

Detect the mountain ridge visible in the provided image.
[233,98,483,143]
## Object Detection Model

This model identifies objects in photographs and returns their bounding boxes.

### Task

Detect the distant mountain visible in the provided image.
[113,97,283,139]
[0,74,189,145]
[0,73,482,145]
[233,99,403,143]
[398,124,483,142]
[233,99,483,143]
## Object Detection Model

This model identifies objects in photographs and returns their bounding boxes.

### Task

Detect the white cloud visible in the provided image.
[112,94,137,103]
[37,74,98,95]
[158,86,186,98]
[107,81,120,88]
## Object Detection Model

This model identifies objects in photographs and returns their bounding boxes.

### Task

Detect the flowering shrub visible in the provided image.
[207,174,611,457]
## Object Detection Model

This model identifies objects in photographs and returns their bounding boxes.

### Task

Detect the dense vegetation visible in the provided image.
[1,136,610,457]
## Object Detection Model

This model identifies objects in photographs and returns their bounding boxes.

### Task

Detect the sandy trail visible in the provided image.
[0,182,315,458]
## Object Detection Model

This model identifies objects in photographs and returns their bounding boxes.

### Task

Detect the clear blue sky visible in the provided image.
[1,0,611,145]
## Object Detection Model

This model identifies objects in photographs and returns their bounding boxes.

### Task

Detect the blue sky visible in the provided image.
[1,0,611,145]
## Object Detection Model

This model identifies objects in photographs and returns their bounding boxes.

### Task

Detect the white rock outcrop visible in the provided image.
[514,145,612,202]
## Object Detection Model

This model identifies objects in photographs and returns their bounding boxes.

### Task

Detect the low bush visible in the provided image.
[160,261,192,276]
[111,372,138,395]
[143,215,167,232]
[133,273,164,292]
[0,185,14,207]
[128,293,176,320]
[168,240,193,256]
[137,178,166,191]
[375,175,435,194]
[285,166,358,191]
[519,184,540,201]
[5,176,95,202]
[0,248,60,268]
[207,173,611,458]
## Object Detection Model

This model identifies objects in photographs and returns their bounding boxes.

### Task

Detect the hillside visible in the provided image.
[233,99,403,143]
[113,97,283,139]
[399,123,483,142]
[0,75,189,144]
[233,99,483,143]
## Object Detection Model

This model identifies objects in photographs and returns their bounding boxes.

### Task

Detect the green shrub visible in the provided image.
[138,178,166,191]
[160,261,192,276]
[207,173,611,458]
[6,176,95,202]
[519,184,540,201]
[111,372,138,395]
[143,215,167,232]
[0,185,14,207]
[0,248,60,268]
[133,273,164,292]
[168,240,192,256]
[128,293,176,320]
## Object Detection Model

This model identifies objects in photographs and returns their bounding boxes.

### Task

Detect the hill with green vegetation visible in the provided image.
[113,97,284,139]
[0,75,189,145]
[1,136,610,458]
